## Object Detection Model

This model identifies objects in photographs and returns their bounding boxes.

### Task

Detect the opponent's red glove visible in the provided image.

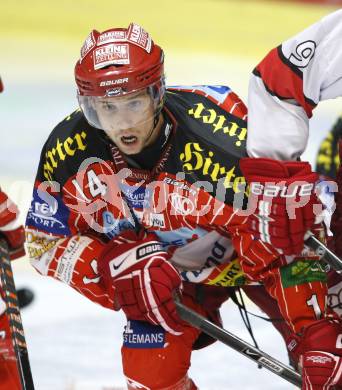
[98,230,183,335]
[0,190,25,260]
[287,318,342,389]
[240,158,319,255]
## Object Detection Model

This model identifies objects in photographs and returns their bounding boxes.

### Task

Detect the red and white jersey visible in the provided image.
[24,86,329,333]
[25,86,253,297]
[247,9,342,160]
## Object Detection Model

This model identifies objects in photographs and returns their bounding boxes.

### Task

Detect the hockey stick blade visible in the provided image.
[305,234,342,272]
[175,300,302,388]
[0,239,35,390]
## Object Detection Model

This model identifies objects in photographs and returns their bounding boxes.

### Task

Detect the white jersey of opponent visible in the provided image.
[247,9,342,160]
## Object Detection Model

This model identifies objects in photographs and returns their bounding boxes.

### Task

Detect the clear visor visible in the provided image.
[78,81,165,134]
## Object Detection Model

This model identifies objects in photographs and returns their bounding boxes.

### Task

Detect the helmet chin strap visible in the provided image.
[143,112,163,148]
[143,85,165,148]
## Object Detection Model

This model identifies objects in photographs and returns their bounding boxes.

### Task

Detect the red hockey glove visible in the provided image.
[240,157,319,255]
[0,190,25,260]
[98,230,183,335]
[287,318,342,389]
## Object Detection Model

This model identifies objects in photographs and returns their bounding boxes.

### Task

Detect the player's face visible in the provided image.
[94,90,156,155]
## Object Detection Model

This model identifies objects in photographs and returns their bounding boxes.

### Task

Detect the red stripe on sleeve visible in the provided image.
[256,47,316,118]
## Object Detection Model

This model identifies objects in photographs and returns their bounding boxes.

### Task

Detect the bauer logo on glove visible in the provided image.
[136,243,163,259]
[250,182,314,198]
[240,157,320,255]
[98,230,184,335]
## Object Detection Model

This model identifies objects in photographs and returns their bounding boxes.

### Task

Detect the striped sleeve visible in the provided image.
[247,9,342,160]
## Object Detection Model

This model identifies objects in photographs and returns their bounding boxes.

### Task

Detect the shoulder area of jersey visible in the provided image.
[54,108,88,131]
[41,107,107,179]
[166,85,247,121]
[44,108,100,147]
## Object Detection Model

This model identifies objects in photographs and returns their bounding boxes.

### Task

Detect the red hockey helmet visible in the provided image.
[75,23,165,133]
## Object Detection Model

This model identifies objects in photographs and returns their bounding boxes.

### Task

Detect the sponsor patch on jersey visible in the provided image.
[102,211,135,238]
[280,260,327,288]
[153,226,207,249]
[123,320,165,349]
[187,103,247,147]
[26,189,71,236]
[119,183,151,209]
[134,210,165,228]
[147,212,165,228]
[43,131,87,181]
[169,193,195,216]
[179,142,247,200]
[94,44,130,70]
[205,258,246,287]
[25,231,59,259]
[55,236,92,284]
[163,177,197,196]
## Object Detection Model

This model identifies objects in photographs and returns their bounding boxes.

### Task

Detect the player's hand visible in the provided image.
[98,230,183,335]
[240,157,319,255]
[287,318,342,389]
[0,190,25,260]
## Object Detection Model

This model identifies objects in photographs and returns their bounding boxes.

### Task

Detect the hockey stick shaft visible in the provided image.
[305,234,342,272]
[175,300,302,387]
[0,239,35,390]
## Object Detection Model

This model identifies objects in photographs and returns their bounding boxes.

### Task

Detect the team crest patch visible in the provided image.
[123,320,165,349]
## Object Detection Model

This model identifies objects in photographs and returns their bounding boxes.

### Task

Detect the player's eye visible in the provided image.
[101,101,117,112]
[127,100,142,111]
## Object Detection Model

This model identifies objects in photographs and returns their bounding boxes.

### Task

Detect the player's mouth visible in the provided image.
[121,135,138,145]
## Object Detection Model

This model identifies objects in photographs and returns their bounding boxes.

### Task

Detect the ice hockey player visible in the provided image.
[0,187,26,389]
[0,77,34,389]
[25,21,337,389]
[315,114,342,256]
[245,9,342,389]
[316,115,342,181]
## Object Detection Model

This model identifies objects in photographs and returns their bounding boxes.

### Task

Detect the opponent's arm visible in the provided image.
[316,115,342,180]
[247,9,342,160]
[241,10,342,255]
